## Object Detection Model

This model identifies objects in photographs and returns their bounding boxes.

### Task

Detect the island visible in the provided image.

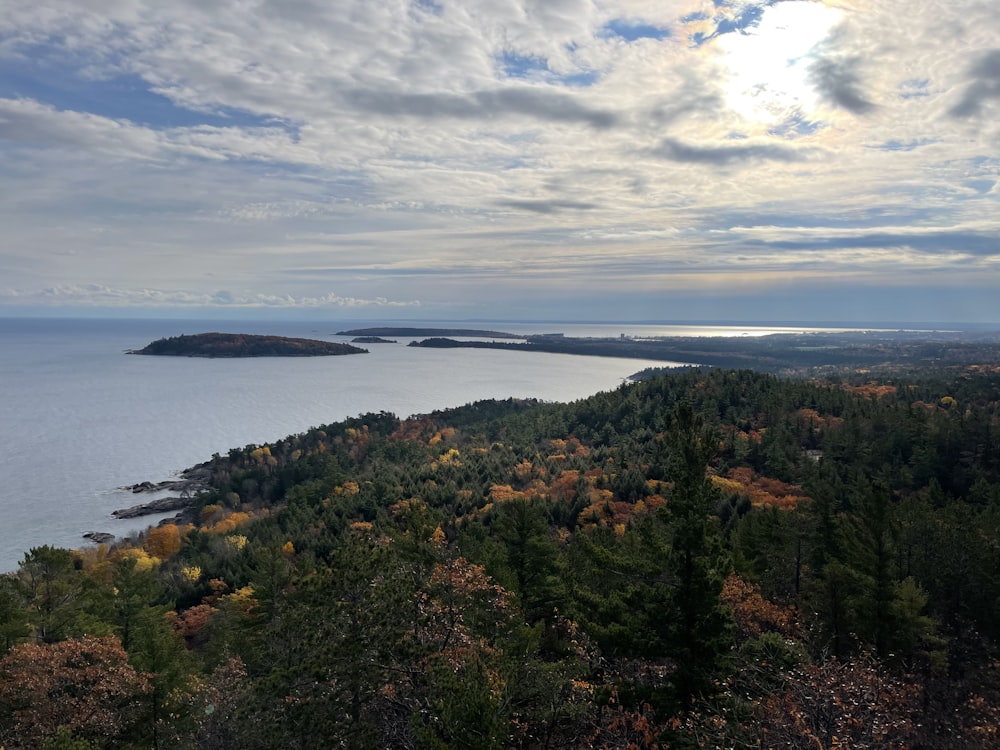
[351,336,398,344]
[129,332,368,358]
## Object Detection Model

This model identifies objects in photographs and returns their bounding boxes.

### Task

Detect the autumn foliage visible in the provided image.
[712,466,811,510]
[0,635,150,748]
[721,574,799,642]
[143,524,183,559]
[755,652,922,748]
[3,368,1000,747]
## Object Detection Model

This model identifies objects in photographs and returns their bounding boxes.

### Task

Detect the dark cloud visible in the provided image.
[949,49,1000,118]
[808,56,875,114]
[647,94,722,127]
[344,86,618,128]
[644,70,726,127]
[650,137,806,164]
[496,198,597,214]
[759,229,999,256]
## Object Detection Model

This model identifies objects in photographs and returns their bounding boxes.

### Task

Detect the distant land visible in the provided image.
[125,326,1000,372]
[337,326,521,339]
[351,336,398,344]
[130,332,367,358]
[409,329,1000,375]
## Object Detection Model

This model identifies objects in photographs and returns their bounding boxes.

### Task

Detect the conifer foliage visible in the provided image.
[2,368,1000,746]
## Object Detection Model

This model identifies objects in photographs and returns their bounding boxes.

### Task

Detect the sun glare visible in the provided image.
[717,1,842,128]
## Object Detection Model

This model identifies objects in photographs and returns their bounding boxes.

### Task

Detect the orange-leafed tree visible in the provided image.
[144,524,183,559]
[721,574,799,643]
[0,634,151,748]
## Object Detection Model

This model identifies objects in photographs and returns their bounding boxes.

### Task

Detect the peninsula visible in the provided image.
[408,330,1000,375]
[336,326,521,339]
[130,332,367,358]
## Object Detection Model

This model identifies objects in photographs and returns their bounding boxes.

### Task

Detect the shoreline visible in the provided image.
[75,464,215,548]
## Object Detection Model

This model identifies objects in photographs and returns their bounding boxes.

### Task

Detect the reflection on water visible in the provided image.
[477,322,869,339]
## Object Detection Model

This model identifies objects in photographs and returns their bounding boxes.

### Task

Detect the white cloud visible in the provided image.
[0,0,998,320]
[0,98,165,159]
[0,284,421,309]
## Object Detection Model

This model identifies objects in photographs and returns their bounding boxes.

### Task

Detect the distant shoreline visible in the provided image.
[337,326,522,339]
[407,329,1000,374]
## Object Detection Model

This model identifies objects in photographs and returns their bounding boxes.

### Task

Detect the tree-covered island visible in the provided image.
[130,332,367,358]
[350,336,397,344]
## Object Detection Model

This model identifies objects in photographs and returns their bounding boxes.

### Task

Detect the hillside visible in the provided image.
[3,367,1000,747]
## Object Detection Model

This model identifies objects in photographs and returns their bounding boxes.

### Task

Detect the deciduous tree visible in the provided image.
[0,635,150,748]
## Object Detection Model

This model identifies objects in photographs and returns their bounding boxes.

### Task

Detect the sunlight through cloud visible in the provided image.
[716,1,842,129]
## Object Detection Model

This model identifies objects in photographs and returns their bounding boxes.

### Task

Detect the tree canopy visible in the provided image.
[3,367,1000,747]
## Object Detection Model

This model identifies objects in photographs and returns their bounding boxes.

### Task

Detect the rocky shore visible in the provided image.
[111,463,213,520]
[112,495,194,519]
[81,463,214,546]
[83,531,116,545]
[118,463,213,497]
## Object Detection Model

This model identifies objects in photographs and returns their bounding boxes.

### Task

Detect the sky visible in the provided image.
[0,0,998,324]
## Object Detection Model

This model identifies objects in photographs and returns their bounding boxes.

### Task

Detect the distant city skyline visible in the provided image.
[1,0,998,323]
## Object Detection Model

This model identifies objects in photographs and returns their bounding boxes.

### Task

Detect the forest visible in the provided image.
[408,328,1000,373]
[3,365,1000,748]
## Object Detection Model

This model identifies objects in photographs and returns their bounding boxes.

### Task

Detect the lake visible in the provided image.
[0,318,692,571]
[0,316,852,572]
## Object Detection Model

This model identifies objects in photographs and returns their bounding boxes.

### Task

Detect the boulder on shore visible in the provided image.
[83,531,115,545]
[112,496,193,519]
[120,464,213,495]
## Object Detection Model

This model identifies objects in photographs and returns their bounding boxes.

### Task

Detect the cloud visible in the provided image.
[0,98,313,166]
[0,98,165,158]
[496,198,598,214]
[343,86,618,128]
[0,0,998,323]
[808,56,876,114]
[730,223,1000,257]
[949,49,1000,118]
[0,285,421,309]
[649,137,810,164]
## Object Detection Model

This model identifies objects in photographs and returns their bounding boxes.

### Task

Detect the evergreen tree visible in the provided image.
[660,402,734,700]
[18,546,93,643]
[492,498,566,625]
[0,575,29,654]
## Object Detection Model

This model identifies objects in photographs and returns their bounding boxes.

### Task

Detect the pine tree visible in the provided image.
[660,401,734,700]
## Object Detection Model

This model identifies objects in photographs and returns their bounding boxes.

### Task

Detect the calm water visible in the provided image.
[0,318,664,571]
[0,317,848,572]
